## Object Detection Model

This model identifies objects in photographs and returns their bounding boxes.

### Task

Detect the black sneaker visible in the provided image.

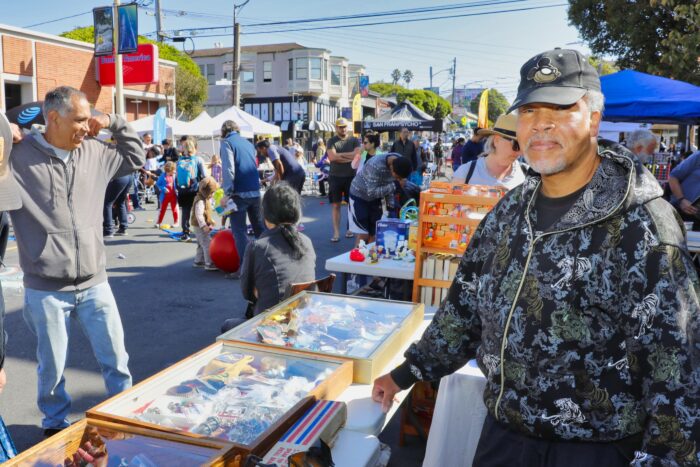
[179,234,190,242]
[115,230,128,236]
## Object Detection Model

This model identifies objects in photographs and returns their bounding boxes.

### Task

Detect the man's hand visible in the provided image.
[87,114,111,137]
[0,368,6,394]
[372,373,401,413]
[680,199,698,216]
[9,123,22,143]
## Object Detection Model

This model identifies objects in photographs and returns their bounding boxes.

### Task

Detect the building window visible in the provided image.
[242,70,254,83]
[310,58,322,80]
[201,64,215,85]
[296,58,308,80]
[263,61,272,82]
[331,65,342,86]
[324,59,328,80]
[289,59,293,80]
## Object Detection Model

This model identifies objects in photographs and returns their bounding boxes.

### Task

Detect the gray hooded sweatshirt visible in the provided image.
[9,114,145,291]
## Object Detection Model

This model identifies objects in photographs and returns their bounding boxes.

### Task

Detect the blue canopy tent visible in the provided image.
[600,70,700,124]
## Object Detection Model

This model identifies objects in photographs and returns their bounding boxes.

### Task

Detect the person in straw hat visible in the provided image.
[451,113,525,190]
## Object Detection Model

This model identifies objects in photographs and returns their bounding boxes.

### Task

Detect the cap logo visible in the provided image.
[527,58,561,84]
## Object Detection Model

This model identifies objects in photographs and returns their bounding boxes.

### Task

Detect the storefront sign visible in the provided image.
[96,44,159,86]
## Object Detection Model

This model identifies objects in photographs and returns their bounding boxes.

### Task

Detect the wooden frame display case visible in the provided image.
[5,418,231,466]
[87,341,352,463]
[412,182,505,303]
[217,291,425,384]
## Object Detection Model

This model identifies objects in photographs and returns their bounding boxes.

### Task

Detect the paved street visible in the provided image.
[0,194,425,465]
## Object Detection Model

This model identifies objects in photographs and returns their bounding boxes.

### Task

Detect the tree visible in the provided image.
[369,83,452,118]
[369,82,404,97]
[60,26,208,118]
[391,69,402,85]
[587,56,619,76]
[402,69,414,88]
[469,89,510,124]
[568,0,700,85]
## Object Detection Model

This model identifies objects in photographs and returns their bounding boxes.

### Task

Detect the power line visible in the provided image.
[242,0,521,27]
[24,10,92,28]
[158,0,529,36]
[180,3,566,38]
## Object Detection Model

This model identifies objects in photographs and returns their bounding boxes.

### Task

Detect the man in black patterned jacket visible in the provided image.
[373,49,700,466]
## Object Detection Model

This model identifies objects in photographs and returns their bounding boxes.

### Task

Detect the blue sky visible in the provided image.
[1,0,590,102]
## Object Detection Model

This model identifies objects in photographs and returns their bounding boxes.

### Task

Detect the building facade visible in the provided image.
[192,43,364,135]
[0,23,176,120]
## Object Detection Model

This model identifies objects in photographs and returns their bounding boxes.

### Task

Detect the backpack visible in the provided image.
[176,157,199,192]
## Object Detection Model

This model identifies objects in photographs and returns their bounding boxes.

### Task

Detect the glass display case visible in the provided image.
[87,341,352,458]
[5,419,231,466]
[218,292,425,383]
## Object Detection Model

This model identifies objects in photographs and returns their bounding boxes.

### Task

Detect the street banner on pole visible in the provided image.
[477,89,489,129]
[93,7,114,57]
[117,3,138,54]
[359,76,369,97]
[352,94,362,123]
[153,107,167,143]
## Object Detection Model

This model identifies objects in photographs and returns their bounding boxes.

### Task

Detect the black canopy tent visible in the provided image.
[360,100,442,132]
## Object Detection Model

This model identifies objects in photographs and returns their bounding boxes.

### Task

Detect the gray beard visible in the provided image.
[524,154,568,175]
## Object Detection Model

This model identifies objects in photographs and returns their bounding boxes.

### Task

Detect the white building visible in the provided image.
[192,43,364,135]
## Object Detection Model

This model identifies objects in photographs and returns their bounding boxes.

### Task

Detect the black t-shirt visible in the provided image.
[534,184,588,232]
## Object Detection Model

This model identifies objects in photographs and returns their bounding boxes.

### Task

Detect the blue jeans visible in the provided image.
[230,195,265,260]
[23,282,132,429]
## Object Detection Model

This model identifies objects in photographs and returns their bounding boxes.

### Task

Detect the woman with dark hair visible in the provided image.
[352,131,382,175]
[239,182,316,316]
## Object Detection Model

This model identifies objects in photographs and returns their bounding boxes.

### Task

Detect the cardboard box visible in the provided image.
[375,219,411,258]
[262,400,346,466]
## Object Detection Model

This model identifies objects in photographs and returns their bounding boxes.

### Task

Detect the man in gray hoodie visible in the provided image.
[9,86,144,434]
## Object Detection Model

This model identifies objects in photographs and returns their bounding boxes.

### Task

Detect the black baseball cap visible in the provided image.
[508,48,601,113]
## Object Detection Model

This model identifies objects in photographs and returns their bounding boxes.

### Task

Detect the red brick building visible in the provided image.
[0,23,176,121]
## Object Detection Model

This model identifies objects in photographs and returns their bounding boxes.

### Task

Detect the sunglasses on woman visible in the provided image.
[511,139,520,151]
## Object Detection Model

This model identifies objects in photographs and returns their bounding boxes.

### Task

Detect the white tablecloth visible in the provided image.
[325,246,416,281]
[422,359,487,467]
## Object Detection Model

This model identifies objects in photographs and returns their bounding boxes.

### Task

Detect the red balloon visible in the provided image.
[209,230,240,272]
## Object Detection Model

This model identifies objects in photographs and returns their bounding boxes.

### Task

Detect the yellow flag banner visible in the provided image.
[477,89,489,129]
[352,94,362,123]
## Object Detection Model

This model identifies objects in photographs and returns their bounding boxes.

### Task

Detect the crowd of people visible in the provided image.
[1,45,700,466]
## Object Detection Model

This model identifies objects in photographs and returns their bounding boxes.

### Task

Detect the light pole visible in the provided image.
[429,65,452,91]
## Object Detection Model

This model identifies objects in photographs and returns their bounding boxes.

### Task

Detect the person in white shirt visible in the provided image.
[451,114,526,190]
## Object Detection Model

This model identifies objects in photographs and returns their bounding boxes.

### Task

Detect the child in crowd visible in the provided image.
[209,154,223,185]
[191,177,219,270]
[155,162,179,228]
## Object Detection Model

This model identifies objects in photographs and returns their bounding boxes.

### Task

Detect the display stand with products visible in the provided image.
[412,182,505,304]
[218,291,425,384]
[5,418,232,467]
[87,341,353,463]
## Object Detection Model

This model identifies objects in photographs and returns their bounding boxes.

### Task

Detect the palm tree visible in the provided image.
[403,69,414,88]
[391,68,402,85]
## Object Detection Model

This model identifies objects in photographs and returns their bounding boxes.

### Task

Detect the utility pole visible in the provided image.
[154,0,164,43]
[451,57,456,109]
[429,66,433,89]
[231,0,249,109]
[113,0,125,116]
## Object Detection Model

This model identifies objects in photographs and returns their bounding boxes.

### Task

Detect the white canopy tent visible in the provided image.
[210,106,281,137]
[128,113,221,138]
